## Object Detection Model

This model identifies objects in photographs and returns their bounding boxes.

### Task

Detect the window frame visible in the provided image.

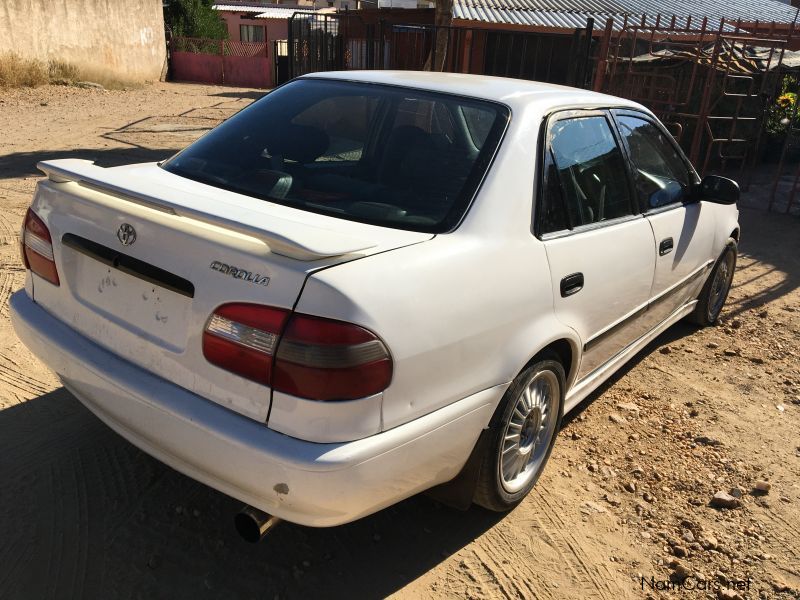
[239,24,265,43]
[608,108,701,215]
[533,107,642,240]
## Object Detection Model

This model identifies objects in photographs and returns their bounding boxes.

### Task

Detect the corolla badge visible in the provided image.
[209,261,270,286]
[117,223,137,246]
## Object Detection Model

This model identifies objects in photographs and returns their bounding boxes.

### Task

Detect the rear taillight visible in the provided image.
[203,303,290,385]
[273,314,392,401]
[203,304,392,400]
[22,208,59,286]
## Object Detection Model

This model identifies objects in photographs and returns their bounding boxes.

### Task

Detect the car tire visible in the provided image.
[689,238,737,326]
[473,354,565,512]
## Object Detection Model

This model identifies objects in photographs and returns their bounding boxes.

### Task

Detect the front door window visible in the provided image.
[616,115,690,210]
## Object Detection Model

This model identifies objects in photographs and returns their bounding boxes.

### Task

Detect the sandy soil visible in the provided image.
[0,82,798,600]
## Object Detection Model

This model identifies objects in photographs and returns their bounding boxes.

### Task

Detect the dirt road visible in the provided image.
[0,83,798,600]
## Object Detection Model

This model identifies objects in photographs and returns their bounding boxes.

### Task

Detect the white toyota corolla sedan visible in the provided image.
[11,71,739,539]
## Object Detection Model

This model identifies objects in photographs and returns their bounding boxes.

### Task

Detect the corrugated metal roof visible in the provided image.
[213,4,273,12]
[454,0,800,29]
[253,7,321,18]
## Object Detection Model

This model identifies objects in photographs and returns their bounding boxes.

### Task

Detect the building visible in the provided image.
[0,0,166,82]
[213,4,316,44]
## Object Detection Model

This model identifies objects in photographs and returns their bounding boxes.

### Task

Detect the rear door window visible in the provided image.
[540,115,634,233]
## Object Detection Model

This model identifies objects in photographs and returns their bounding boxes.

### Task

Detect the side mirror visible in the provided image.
[700,175,739,205]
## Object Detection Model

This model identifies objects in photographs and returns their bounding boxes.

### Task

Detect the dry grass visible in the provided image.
[0,53,49,88]
[0,53,140,90]
[47,59,80,83]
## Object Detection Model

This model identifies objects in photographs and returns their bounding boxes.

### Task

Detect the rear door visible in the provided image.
[611,110,716,329]
[537,110,656,381]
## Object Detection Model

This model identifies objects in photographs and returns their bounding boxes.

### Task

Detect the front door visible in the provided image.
[612,111,716,329]
[537,111,656,381]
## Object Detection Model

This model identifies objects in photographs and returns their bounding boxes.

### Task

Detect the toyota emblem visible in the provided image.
[117,223,137,246]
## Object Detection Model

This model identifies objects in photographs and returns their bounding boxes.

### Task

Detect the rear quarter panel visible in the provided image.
[295,234,579,430]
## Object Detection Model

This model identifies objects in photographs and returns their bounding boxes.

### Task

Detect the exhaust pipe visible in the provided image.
[234,506,282,543]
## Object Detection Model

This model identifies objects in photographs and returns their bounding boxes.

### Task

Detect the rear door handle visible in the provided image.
[560,272,584,297]
[659,237,674,256]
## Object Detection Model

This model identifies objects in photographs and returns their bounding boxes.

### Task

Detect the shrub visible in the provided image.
[0,53,49,87]
[165,0,228,39]
[48,59,80,82]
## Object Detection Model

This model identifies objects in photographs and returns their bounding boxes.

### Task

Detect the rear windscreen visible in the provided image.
[162,79,509,233]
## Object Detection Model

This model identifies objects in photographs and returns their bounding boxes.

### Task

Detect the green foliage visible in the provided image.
[165,0,228,40]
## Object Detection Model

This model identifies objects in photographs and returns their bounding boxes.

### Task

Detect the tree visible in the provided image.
[427,0,453,71]
[164,0,228,39]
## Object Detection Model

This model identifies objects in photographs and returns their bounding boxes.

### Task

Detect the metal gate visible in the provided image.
[288,13,377,79]
[274,39,289,86]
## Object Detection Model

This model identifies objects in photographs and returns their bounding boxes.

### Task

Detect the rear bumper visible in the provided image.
[10,290,501,526]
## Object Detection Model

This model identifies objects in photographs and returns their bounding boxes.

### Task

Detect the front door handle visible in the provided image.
[659,237,674,256]
[560,272,584,297]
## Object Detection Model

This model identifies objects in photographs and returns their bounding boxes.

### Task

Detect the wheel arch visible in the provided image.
[428,331,580,511]
[515,333,581,396]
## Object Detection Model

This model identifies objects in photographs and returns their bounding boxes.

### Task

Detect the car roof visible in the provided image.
[301,71,645,113]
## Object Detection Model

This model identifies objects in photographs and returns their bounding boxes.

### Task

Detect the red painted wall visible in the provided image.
[171,50,270,87]
[218,12,289,44]
[224,55,270,88]
[171,52,224,85]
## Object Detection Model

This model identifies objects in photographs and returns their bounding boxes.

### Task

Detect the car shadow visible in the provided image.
[0,148,178,180]
[561,320,700,427]
[210,90,268,101]
[563,205,799,428]
[722,207,800,318]
[0,388,504,600]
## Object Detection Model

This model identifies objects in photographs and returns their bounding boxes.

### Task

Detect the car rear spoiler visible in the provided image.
[37,159,376,261]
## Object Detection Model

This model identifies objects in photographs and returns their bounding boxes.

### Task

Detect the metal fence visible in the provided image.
[286,13,596,89]
[590,15,800,213]
[171,36,271,88]
[172,37,268,57]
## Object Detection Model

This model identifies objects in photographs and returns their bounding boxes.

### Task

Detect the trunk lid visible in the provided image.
[31,159,432,421]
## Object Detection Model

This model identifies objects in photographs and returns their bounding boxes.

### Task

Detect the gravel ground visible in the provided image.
[0,82,798,600]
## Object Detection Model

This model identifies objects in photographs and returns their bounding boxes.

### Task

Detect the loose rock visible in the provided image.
[616,402,640,414]
[672,545,688,558]
[710,491,742,509]
[670,561,691,582]
[695,435,721,446]
[753,480,771,494]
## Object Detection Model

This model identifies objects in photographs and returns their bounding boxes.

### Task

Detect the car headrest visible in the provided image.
[275,124,330,164]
